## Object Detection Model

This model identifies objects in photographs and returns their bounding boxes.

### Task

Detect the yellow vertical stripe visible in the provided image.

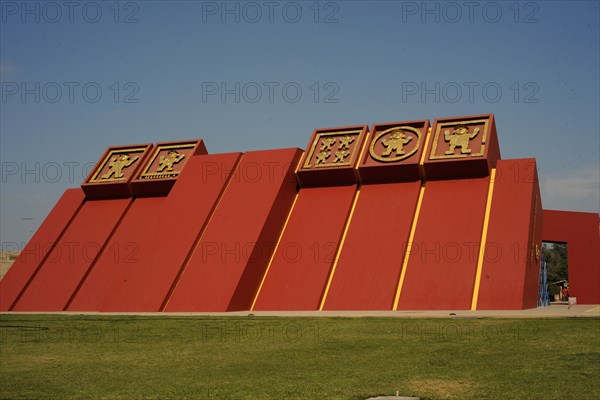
[470,168,497,310]
[318,188,361,310]
[250,192,299,311]
[250,152,304,310]
[392,182,426,310]
[392,127,431,310]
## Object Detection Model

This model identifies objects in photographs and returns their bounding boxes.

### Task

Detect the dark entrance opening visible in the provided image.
[542,241,569,303]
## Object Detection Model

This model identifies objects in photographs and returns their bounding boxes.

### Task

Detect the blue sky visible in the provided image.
[1,0,599,246]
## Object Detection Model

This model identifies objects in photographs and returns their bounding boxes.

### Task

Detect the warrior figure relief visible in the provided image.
[101,154,139,180]
[333,149,350,163]
[315,150,331,165]
[444,125,480,155]
[338,136,355,150]
[157,150,185,172]
[382,131,412,157]
[320,138,336,151]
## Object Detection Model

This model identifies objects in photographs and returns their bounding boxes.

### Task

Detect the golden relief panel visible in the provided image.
[429,119,489,160]
[303,130,362,169]
[369,126,422,163]
[138,143,196,180]
[88,147,147,183]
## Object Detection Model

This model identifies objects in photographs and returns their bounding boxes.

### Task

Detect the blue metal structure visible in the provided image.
[538,253,549,307]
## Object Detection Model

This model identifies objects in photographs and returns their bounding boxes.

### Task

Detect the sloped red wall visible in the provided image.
[13,198,131,311]
[476,159,541,309]
[0,189,85,311]
[252,185,357,311]
[68,153,241,311]
[397,178,490,310]
[67,196,165,311]
[322,181,421,310]
[165,148,301,312]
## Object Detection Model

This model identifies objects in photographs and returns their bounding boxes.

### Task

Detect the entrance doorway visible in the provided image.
[541,242,569,303]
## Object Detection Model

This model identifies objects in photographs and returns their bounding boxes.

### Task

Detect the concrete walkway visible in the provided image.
[2,303,599,318]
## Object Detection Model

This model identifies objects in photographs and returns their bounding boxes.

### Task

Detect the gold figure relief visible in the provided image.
[139,144,196,180]
[382,131,411,156]
[315,150,331,165]
[339,136,355,149]
[333,149,350,163]
[303,130,362,169]
[157,150,185,172]
[100,154,139,180]
[444,125,479,155]
[88,147,147,183]
[320,138,336,151]
[369,126,421,163]
[429,119,489,160]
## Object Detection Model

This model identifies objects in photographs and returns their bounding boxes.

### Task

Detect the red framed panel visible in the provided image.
[82,143,152,199]
[358,120,429,183]
[131,139,208,197]
[296,125,368,187]
[423,114,500,180]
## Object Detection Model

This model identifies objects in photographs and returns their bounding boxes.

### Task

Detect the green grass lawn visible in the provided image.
[0,315,598,400]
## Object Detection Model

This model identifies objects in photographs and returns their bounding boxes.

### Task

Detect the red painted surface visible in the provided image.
[542,210,600,304]
[66,196,164,311]
[253,185,357,310]
[477,159,541,309]
[12,198,131,311]
[165,148,302,312]
[102,152,240,312]
[397,177,490,310]
[323,181,421,310]
[68,153,241,311]
[0,189,85,311]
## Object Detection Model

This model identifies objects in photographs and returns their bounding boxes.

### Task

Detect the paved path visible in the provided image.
[2,304,599,318]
